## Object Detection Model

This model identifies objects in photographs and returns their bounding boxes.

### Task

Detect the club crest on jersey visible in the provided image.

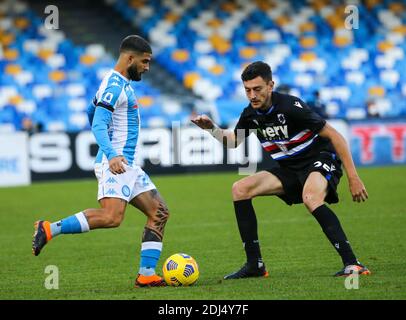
[277,113,286,124]
[294,101,303,108]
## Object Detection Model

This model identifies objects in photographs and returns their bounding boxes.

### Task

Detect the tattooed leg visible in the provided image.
[130,189,170,240]
[130,189,170,278]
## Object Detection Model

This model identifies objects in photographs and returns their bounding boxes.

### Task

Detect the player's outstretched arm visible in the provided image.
[191,114,243,148]
[319,123,368,203]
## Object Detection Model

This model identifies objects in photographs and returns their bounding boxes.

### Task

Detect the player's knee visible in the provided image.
[104,207,125,227]
[302,192,324,212]
[232,181,251,201]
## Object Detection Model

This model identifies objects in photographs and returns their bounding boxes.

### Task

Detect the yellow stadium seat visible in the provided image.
[368,86,385,97]
[0,33,15,46]
[209,35,231,54]
[300,22,316,33]
[207,18,222,28]
[80,54,97,65]
[300,37,317,48]
[14,17,30,29]
[5,64,22,75]
[311,0,328,11]
[49,70,66,82]
[365,0,381,9]
[209,64,225,76]
[38,48,54,61]
[138,96,154,108]
[9,95,23,106]
[3,49,19,61]
[300,52,317,62]
[183,72,200,89]
[246,31,264,43]
[334,36,352,47]
[377,41,394,52]
[129,0,145,9]
[392,25,406,35]
[325,14,345,29]
[275,16,290,27]
[389,3,404,14]
[240,47,257,59]
[255,0,273,11]
[221,2,237,13]
[172,50,190,63]
[165,12,180,23]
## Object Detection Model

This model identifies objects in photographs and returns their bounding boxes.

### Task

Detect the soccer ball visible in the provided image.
[162,253,199,286]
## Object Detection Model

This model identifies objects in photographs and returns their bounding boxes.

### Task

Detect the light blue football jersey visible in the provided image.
[92,70,140,167]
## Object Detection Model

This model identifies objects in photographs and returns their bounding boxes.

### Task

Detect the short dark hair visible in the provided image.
[241,61,272,82]
[120,35,152,54]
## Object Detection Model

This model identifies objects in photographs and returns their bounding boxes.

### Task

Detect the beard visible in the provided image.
[127,64,141,81]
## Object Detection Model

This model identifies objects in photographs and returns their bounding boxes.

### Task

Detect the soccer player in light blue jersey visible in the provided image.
[32,35,169,287]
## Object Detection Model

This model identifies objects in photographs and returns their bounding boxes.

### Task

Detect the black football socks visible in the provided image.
[233,199,263,268]
[312,204,358,265]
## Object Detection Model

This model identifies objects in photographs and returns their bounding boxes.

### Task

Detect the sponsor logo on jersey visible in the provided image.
[294,101,303,108]
[261,125,289,140]
[111,81,120,87]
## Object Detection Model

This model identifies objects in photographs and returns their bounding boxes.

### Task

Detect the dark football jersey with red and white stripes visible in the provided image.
[234,91,335,169]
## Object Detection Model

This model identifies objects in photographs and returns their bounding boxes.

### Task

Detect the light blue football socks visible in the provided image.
[139,241,163,276]
[50,212,90,237]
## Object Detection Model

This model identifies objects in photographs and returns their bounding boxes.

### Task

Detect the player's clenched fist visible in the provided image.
[191,114,215,129]
[109,156,128,175]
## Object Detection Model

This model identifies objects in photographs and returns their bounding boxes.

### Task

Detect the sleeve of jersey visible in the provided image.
[233,109,253,139]
[86,97,97,126]
[96,83,122,112]
[290,98,326,133]
[91,107,118,161]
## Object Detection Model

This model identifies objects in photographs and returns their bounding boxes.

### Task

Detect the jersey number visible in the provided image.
[314,161,336,172]
[102,92,114,104]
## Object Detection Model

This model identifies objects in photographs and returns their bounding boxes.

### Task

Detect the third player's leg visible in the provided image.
[129,189,170,240]
[302,172,328,212]
[232,171,285,201]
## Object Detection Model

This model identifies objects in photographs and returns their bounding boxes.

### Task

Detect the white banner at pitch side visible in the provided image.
[0,132,31,187]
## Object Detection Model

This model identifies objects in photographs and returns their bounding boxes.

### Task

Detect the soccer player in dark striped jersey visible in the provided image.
[192,61,370,278]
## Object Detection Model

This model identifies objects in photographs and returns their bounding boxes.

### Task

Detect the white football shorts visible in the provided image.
[94,163,156,202]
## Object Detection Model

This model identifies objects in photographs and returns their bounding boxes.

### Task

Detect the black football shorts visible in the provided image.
[268,151,343,205]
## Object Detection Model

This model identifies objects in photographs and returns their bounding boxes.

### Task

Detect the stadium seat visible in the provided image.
[109,0,406,123]
[1,0,406,132]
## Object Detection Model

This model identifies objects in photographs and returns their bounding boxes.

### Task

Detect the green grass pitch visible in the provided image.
[0,166,405,300]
